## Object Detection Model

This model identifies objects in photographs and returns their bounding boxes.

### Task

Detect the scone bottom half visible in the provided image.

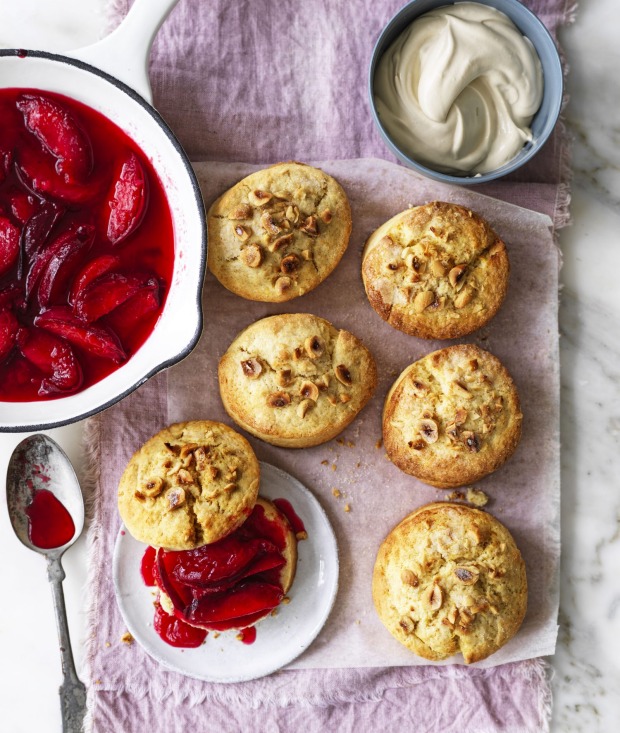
[383,344,522,489]
[218,313,378,448]
[372,502,527,664]
[154,497,299,634]
[117,421,260,550]
[362,201,509,339]
[207,162,352,302]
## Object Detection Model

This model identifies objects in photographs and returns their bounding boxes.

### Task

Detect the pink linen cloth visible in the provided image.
[84,1,575,730]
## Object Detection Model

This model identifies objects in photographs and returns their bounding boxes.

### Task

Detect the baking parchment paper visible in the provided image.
[167,157,560,668]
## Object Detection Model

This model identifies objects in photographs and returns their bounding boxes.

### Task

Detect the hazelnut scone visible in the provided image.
[118,421,260,550]
[362,201,509,339]
[207,162,352,302]
[383,344,522,488]
[372,502,527,664]
[218,313,378,448]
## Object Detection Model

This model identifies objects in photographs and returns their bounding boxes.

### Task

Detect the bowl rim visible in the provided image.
[368,0,564,185]
[0,48,206,432]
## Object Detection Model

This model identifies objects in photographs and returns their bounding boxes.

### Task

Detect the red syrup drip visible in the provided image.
[238,626,257,645]
[0,87,174,401]
[272,498,307,537]
[153,602,207,648]
[25,488,75,549]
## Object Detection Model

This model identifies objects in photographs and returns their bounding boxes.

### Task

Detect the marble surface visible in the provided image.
[1,1,619,731]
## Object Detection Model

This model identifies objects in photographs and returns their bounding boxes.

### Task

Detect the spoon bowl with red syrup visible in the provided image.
[6,433,86,733]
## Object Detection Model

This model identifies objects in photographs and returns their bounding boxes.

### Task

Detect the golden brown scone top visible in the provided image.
[383,344,522,488]
[372,502,527,664]
[207,162,352,302]
[362,201,509,339]
[218,313,377,447]
[118,421,260,550]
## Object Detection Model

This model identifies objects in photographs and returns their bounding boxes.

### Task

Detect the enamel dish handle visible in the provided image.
[66,0,180,103]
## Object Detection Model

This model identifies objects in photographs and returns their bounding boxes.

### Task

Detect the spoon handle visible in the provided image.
[47,556,87,733]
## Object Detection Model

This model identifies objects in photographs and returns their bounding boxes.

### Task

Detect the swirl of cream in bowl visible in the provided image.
[374,2,544,175]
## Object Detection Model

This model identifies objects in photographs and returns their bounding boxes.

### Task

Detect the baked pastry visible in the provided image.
[207,162,352,301]
[118,421,260,550]
[218,313,377,447]
[383,344,522,488]
[362,201,509,339]
[156,497,298,632]
[372,502,527,664]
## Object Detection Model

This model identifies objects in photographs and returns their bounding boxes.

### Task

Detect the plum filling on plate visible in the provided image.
[141,498,303,648]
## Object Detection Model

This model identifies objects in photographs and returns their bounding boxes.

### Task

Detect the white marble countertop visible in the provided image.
[1,1,619,731]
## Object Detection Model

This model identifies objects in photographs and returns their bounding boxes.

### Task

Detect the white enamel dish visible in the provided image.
[0,0,206,431]
[113,462,340,683]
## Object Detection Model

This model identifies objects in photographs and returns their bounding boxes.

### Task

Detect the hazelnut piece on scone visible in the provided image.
[372,502,527,663]
[362,201,509,339]
[383,344,522,488]
[207,162,352,302]
[218,313,377,448]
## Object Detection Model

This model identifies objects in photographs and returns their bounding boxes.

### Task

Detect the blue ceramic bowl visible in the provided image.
[369,0,563,184]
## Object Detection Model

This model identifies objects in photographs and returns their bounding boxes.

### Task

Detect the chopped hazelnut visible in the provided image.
[227,204,253,220]
[240,357,263,379]
[335,364,352,385]
[304,335,325,359]
[248,189,272,207]
[166,487,186,511]
[267,392,291,408]
[240,243,263,268]
[299,381,319,401]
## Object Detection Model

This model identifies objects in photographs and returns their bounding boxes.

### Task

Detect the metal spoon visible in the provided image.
[6,434,87,733]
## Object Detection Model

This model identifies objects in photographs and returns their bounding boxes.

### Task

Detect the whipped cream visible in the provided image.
[374,2,544,175]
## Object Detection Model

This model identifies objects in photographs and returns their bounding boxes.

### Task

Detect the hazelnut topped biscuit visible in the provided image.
[362,201,509,339]
[383,344,522,488]
[372,502,527,664]
[218,313,377,448]
[207,162,352,302]
[118,421,260,550]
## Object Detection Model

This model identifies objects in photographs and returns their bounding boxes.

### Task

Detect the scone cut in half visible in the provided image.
[119,421,304,645]
[362,201,509,339]
[372,502,527,664]
[118,421,260,550]
[207,162,352,302]
[383,344,522,489]
[219,313,378,447]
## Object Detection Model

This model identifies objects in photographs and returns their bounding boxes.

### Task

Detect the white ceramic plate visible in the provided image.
[113,462,339,682]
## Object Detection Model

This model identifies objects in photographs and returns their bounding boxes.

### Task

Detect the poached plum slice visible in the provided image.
[17,93,93,183]
[105,152,148,245]
[185,581,284,627]
[0,284,25,311]
[25,223,94,305]
[0,215,20,277]
[74,272,157,323]
[9,189,38,224]
[34,307,126,363]
[16,145,102,204]
[17,326,83,395]
[0,309,19,361]
[167,535,278,588]
[22,202,64,260]
[68,254,120,305]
